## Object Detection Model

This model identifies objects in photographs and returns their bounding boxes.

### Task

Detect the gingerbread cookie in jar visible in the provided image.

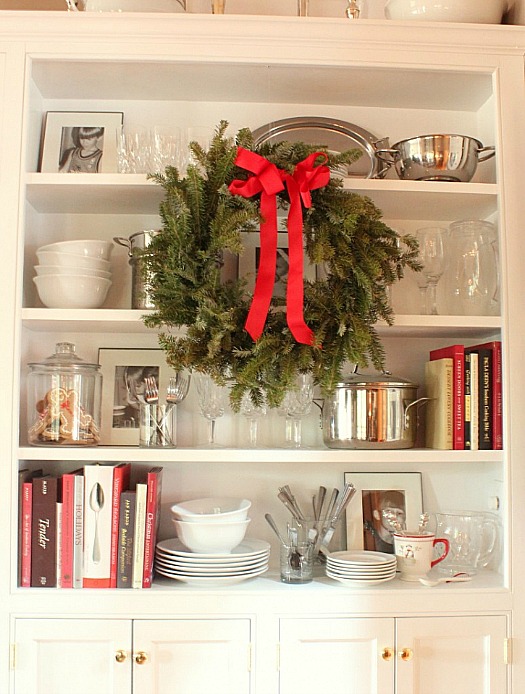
[27,342,102,446]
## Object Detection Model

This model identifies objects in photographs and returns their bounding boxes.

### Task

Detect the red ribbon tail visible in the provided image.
[285,178,315,346]
[244,192,278,341]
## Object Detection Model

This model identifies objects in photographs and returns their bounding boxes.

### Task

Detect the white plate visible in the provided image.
[328,550,396,565]
[326,571,396,586]
[155,564,268,585]
[326,564,397,578]
[155,547,270,565]
[157,537,270,559]
[155,558,269,575]
[155,552,270,571]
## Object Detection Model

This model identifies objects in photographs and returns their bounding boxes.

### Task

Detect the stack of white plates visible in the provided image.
[326,550,397,586]
[155,538,270,585]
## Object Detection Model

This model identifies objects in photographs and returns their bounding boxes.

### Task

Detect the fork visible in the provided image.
[166,372,191,405]
[144,376,159,404]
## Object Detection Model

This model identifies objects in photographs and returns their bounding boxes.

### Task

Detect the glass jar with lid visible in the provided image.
[27,342,102,446]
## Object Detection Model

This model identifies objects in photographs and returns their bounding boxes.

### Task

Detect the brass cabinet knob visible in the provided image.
[381,647,394,661]
[134,651,148,665]
[399,647,414,661]
[115,650,127,663]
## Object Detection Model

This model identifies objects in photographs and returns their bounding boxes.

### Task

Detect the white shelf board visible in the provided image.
[17,445,503,464]
[29,50,494,111]
[21,308,158,333]
[344,179,498,221]
[21,308,501,337]
[24,174,498,219]
[25,174,164,214]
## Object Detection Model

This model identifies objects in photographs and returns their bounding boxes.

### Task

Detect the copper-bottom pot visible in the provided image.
[322,372,430,450]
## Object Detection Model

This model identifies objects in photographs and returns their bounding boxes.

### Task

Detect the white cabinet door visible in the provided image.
[279,617,394,694]
[14,618,132,694]
[133,619,252,694]
[395,615,508,694]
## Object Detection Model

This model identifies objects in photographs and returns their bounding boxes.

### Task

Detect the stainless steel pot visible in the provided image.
[322,371,430,449]
[114,230,160,309]
[374,134,495,182]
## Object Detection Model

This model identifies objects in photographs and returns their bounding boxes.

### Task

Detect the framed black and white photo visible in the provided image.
[40,111,123,173]
[344,472,423,554]
[98,347,177,445]
[239,229,316,298]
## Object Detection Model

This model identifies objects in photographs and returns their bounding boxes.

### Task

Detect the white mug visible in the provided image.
[394,532,450,582]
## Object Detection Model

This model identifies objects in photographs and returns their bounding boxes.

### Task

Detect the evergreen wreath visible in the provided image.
[143,121,421,411]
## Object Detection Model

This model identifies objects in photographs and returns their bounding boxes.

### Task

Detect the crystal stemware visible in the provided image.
[286,374,314,448]
[240,391,267,448]
[194,374,227,447]
[416,226,447,315]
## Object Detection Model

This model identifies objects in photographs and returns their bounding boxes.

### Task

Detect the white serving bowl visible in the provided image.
[34,264,112,280]
[37,239,113,260]
[384,0,508,23]
[172,518,251,553]
[33,274,112,309]
[36,250,111,272]
[171,497,252,522]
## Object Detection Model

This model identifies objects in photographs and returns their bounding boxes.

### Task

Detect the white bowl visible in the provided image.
[170,497,252,522]
[37,239,113,260]
[34,264,112,280]
[33,274,112,309]
[36,250,111,272]
[172,518,251,553]
[384,0,508,23]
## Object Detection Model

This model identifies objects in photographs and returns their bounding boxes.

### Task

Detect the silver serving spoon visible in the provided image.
[89,482,104,564]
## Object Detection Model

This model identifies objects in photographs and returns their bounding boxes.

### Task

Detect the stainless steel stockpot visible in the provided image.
[374,134,495,182]
[322,371,430,450]
[114,230,160,309]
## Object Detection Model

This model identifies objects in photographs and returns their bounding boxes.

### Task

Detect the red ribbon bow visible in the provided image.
[229,147,329,345]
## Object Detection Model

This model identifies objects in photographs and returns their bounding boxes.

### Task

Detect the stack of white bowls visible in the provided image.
[34,239,113,308]
[170,497,252,553]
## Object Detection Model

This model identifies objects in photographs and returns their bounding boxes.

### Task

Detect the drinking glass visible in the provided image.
[276,390,295,447]
[416,227,446,315]
[195,374,227,446]
[286,374,314,448]
[240,391,267,448]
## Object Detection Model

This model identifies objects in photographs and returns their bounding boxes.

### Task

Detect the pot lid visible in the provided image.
[336,370,418,388]
[28,342,100,372]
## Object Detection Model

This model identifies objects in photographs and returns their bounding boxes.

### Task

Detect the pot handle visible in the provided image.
[477,146,496,163]
[113,236,133,255]
[374,148,399,165]
[404,396,432,429]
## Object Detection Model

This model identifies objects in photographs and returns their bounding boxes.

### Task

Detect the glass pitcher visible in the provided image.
[445,219,499,316]
[434,511,499,575]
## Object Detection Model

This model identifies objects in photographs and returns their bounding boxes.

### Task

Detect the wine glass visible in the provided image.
[416,227,447,315]
[194,374,227,447]
[276,390,295,447]
[240,391,267,448]
[286,374,314,448]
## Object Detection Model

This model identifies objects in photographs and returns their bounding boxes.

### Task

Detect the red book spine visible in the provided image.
[469,341,503,450]
[21,482,32,587]
[110,463,131,588]
[60,474,75,589]
[31,476,58,588]
[430,344,465,450]
[142,467,163,588]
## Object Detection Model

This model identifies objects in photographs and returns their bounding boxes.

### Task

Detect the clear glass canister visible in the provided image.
[445,219,499,316]
[27,342,102,446]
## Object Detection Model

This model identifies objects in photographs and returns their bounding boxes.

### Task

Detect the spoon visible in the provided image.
[264,513,287,545]
[419,573,471,587]
[89,482,104,564]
